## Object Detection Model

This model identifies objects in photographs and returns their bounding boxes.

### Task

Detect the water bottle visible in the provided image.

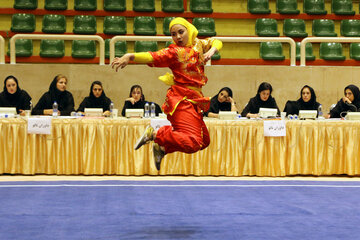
[52,101,58,117]
[318,104,324,119]
[150,102,156,118]
[144,102,150,118]
[109,101,114,118]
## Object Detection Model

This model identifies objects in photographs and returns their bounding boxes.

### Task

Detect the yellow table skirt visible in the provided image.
[1,118,360,176]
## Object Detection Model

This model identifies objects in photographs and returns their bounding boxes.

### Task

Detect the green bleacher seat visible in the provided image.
[103,16,126,35]
[45,0,67,10]
[341,19,360,37]
[332,0,355,15]
[133,0,155,12]
[162,0,184,12]
[7,39,33,57]
[14,0,37,9]
[165,41,173,47]
[319,42,345,60]
[163,17,176,35]
[276,0,300,14]
[72,40,96,58]
[74,0,97,11]
[260,42,285,60]
[255,18,280,37]
[248,0,271,14]
[304,0,327,15]
[40,40,65,58]
[350,43,360,60]
[73,15,97,34]
[190,0,213,13]
[105,39,127,59]
[11,13,36,33]
[42,14,66,33]
[192,17,216,36]
[104,0,126,11]
[211,51,221,60]
[133,16,156,35]
[283,19,308,38]
[294,42,315,61]
[312,19,337,37]
[134,41,158,52]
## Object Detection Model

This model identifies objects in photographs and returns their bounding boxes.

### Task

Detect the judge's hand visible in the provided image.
[203,47,218,63]
[342,97,352,104]
[125,97,137,105]
[43,109,61,116]
[226,97,235,104]
[246,113,259,118]
[19,109,25,116]
[111,54,134,72]
[103,110,111,117]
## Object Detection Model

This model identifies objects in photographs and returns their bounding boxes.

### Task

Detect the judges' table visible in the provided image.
[0,117,360,176]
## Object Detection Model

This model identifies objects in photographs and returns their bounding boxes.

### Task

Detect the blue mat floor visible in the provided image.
[0,180,359,240]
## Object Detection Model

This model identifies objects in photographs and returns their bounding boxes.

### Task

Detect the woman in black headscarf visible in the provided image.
[329,84,360,118]
[241,82,280,118]
[121,84,162,117]
[204,87,238,118]
[32,74,75,116]
[283,85,321,116]
[77,81,112,116]
[0,75,32,116]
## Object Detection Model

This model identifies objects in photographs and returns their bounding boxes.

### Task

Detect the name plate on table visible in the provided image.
[263,120,286,137]
[150,118,171,130]
[27,117,52,135]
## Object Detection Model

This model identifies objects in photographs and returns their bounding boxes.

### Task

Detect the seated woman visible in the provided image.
[283,85,321,116]
[32,74,75,116]
[121,84,162,117]
[329,84,360,118]
[0,75,32,116]
[204,87,238,118]
[241,82,280,118]
[77,81,112,116]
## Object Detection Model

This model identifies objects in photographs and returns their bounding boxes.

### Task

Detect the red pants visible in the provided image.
[154,101,210,154]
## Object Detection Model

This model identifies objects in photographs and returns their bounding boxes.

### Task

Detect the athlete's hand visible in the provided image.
[203,47,218,63]
[111,54,134,72]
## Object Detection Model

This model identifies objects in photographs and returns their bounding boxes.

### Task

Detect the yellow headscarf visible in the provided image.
[159,18,199,86]
[169,17,198,47]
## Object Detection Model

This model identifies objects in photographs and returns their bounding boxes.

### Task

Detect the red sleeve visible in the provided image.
[148,46,177,68]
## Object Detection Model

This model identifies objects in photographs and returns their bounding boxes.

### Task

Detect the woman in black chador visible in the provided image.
[0,75,32,115]
[283,85,321,116]
[329,84,360,118]
[241,82,280,118]
[204,87,238,118]
[32,74,75,116]
[77,81,112,116]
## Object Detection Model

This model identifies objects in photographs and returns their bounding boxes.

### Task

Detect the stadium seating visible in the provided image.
[332,0,355,15]
[74,0,97,11]
[134,41,158,52]
[133,16,157,35]
[133,0,155,12]
[7,39,33,57]
[40,40,65,58]
[42,14,66,34]
[283,19,308,38]
[192,18,216,36]
[276,0,300,14]
[105,39,127,59]
[260,42,285,60]
[14,0,37,9]
[103,0,126,11]
[73,15,97,34]
[103,16,126,35]
[255,18,280,37]
[190,0,213,13]
[294,42,315,61]
[350,43,360,60]
[319,42,345,60]
[163,17,176,36]
[11,13,36,33]
[340,19,360,37]
[312,19,337,37]
[72,40,96,58]
[304,0,327,15]
[248,0,271,14]
[44,0,67,10]
[162,0,184,12]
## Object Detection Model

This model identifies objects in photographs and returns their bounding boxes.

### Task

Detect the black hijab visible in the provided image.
[296,85,319,110]
[88,81,109,107]
[254,82,277,108]
[345,84,360,108]
[49,75,67,103]
[208,87,233,114]
[2,75,22,105]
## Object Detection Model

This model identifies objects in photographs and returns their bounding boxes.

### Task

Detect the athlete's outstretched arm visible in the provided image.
[203,39,223,63]
[111,52,154,72]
